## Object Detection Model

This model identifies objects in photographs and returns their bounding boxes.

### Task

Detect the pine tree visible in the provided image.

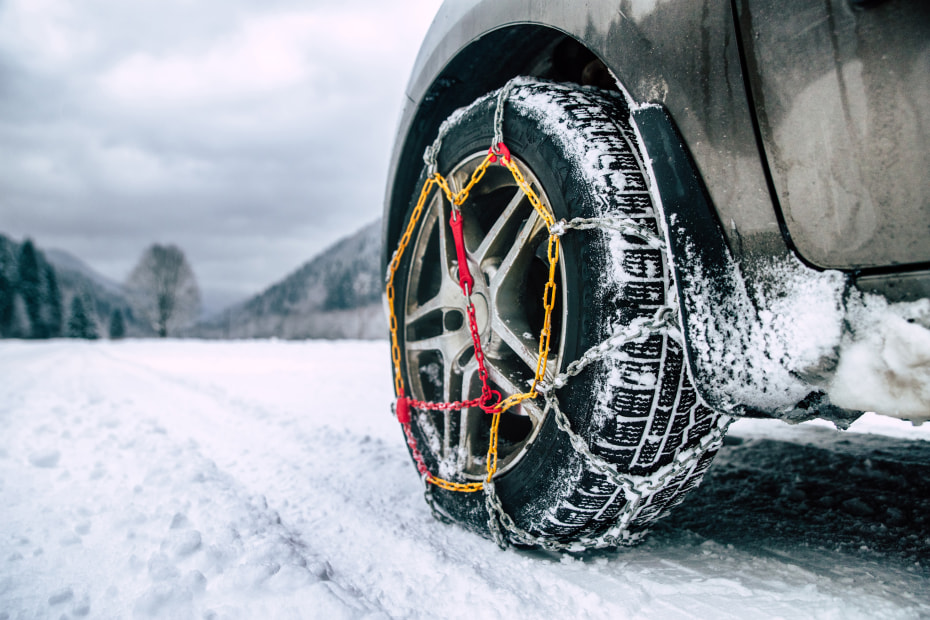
[17,240,44,338]
[108,308,126,339]
[0,242,14,337]
[44,265,63,338]
[7,293,30,338]
[67,296,98,340]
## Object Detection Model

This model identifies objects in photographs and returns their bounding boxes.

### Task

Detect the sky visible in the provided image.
[0,0,443,313]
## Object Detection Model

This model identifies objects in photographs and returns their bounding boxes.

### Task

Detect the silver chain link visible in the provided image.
[416,78,731,552]
[424,77,530,175]
[482,309,733,551]
[552,216,666,250]
[538,307,679,393]
[423,114,455,177]
[492,77,527,149]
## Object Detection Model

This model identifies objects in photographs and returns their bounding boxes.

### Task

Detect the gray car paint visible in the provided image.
[385,0,929,276]
[738,0,930,270]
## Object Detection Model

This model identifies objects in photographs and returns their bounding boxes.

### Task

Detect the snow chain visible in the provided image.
[386,77,732,550]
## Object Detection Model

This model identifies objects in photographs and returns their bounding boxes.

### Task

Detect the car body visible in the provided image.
[383,0,929,422]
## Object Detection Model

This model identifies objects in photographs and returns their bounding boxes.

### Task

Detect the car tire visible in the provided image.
[391,80,726,546]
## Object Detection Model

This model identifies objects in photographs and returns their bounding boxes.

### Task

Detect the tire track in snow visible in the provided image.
[3,341,928,619]
[0,343,382,618]
[101,342,930,619]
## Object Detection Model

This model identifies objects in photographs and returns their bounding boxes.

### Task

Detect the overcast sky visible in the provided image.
[0,0,443,312]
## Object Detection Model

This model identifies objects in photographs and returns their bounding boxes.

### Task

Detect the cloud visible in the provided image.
[99,13,318,106]
[0,0,443,309]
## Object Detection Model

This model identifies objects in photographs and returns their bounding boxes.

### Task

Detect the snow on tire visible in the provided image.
[392,80,728,546]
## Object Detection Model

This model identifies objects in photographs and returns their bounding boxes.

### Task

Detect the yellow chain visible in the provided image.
[386,151,561,491]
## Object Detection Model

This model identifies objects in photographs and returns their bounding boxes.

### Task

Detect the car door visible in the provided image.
[736,0,930,270]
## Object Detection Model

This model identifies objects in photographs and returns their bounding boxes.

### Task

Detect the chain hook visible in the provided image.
[487,142,511,166]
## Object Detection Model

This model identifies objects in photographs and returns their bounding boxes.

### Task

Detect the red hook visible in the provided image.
[488,142,511,166]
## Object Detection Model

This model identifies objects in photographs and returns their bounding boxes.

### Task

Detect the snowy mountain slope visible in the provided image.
[44,248,123,295]
[1,340,928,619]
[193,221,384,340]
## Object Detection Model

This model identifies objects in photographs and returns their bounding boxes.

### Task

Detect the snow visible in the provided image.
[830,298,930,418]
[667,192,930,421]
[2,339,929,619]
[674,250,845,413]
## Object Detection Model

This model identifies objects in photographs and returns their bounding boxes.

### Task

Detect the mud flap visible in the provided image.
[631,105,739,412]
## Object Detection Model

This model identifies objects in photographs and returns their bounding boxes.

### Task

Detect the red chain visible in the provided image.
[408,396,483,411]
[402,416,430,476]
[395,165,508,489]
[465,299,501,413]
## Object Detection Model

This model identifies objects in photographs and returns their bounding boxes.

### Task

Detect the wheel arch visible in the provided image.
[382,23,613,273]
[382,1,782,276]
[383,2,859,419]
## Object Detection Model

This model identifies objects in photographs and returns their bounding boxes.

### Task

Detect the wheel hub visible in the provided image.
[402,152,566,478]
[470,290,490,336]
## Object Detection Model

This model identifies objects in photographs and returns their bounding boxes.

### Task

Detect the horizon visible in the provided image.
[1,217,381,318]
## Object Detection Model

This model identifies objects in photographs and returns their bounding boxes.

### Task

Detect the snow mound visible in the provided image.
[830,298,930,419]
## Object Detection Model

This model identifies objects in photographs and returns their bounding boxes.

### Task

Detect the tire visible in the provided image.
[391,80,726,546]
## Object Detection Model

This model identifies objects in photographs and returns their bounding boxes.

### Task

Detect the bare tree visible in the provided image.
[126,244,201,337]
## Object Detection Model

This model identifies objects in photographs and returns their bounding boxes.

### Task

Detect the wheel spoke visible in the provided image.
[472,188,526,264]
[435,198,455,286]
[488,210,546,293]
[405,292,445,326]
[489,315,550,379]
[405,328,472,363]
[405,195,468,335]
[455,359,482,465]
[403,152,564,479]
[484,208,553,377]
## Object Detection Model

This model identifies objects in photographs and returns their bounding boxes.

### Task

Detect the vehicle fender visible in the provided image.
[632,104,738,412]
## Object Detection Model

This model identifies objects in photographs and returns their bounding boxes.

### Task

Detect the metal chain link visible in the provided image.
[410,78,731,551]
[538,307,679,394]
[551,216,666,250]
[484,390,734,551]
[423,114,457,176]
[479,280,733,549]
[483,81,728,549]
[492,77,529,149]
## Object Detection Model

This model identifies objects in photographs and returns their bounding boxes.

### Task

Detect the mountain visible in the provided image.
[192,220,386,340]
[44,248,123,294]
[45,248,144,336]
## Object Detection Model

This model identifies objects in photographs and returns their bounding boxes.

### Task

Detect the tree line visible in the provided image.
[0,239,114,339]
[0,238,200,340]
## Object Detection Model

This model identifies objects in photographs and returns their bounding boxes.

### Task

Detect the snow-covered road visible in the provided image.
[1,340,928,619]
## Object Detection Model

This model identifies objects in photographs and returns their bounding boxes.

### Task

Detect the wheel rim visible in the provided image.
[403,152,567,479]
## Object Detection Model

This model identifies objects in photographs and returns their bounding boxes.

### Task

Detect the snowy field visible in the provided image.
[1,340,929,619]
